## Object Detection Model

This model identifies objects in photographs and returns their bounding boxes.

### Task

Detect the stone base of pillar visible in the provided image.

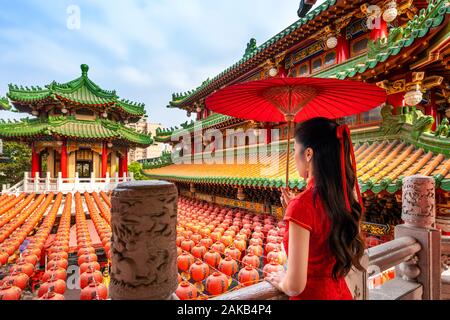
[109,180,178,300]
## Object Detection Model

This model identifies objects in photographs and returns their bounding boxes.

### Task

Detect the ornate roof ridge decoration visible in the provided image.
[0,96,13,111]
[320,0,450,80]
[46,64,117,99]
[0,116,153,146]
[7,64,146,116]
[168,0,338,108]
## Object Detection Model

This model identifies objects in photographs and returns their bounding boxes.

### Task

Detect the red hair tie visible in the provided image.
[336,125,365,214]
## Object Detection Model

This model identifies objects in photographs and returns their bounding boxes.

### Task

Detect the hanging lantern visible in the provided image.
[404,85,423,106]
[268,67,278,77]
[383,1,398,23]
[31,110,39,116]
[102,111,108,118]
[107,142,113,148]
[326,35,338,49]
[237,187,245,201]
[61,108,68,114]
[196,106,202,113]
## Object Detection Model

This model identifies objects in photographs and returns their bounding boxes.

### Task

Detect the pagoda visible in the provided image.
[0,64,152,180]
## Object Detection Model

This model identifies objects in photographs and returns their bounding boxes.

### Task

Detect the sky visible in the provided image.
[0,0,325,128]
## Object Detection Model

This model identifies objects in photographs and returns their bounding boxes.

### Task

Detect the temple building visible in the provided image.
[0,64,152,180]
[145,0,450,244]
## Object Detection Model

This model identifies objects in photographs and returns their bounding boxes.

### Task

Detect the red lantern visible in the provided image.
[238,266,259,286]
[80,269,103,289]
[247,245,263,257]
[267,248,287,265]
[249,238,263,246]
[224,247,241,260]
[177,252,194,272]
[176,236,185,247]
[189,261,210,283]
[218,256,238,277]
[263,260,284,277]
[39,290,65,300]
[191,244,207,259]
[211,242,225,254]
[181,239,195,253]
[176,281,198,300]
[200,238,213,249]
[77,246,96,256]
[220,235,233,247]
[80,282,108,300]
[205,272,229,296]
[233,239,246,252]
[77,254,97,265]
[10,263,34,277]
[38,279,66,297]
[0,252,9,265]
[242,252,260,268]
[203,250,221,268]
[1,272,29,290]
[42,267,67,282]
[190,233,202,244]
[0,283,22,300]
[20,254,39,265]
[265,242,281,255]
[79,261,101,274]
[48,258,69,270]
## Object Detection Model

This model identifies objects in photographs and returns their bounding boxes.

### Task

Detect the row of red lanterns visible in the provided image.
[74,193,108,300]
[83,192,111,259]
[0,193,59,300]
[39,193,73,300]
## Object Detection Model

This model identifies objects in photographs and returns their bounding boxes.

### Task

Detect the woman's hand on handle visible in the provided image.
[280,188,295,208]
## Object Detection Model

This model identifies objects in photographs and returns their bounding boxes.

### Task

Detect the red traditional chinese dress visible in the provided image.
[283,178,353,300]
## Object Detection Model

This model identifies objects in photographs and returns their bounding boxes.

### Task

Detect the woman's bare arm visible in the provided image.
[279,222,310,296]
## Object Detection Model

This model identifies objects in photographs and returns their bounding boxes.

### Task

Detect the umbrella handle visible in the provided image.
[285,120,292,189]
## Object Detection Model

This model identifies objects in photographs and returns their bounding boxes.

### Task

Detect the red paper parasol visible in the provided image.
[205,77,386,187]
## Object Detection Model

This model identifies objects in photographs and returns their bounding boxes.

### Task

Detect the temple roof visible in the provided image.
[7,64,146,117]
[0,116,153,146]
[145,106,450,192]
[168,0,450,110]
[144,139,450,193]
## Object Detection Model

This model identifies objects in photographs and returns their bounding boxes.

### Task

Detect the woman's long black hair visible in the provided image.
[294,117,365,279]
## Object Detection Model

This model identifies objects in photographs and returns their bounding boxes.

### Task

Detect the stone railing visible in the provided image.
[442,236,450,300]
[109,175,443,300]
[1,171,134,194]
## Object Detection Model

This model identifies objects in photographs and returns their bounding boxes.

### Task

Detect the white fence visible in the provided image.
[1,171,134,194]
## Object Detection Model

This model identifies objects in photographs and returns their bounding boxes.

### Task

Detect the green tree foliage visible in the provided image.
[128,161,147,180]
[0,142,31,186]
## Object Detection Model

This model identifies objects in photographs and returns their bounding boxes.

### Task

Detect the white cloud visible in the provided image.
[116,66,153,87]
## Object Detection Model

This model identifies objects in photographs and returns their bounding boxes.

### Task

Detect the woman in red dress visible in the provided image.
[266,117,366,300]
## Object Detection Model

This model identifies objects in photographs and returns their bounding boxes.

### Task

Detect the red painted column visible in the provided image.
[60,141,68,179]
[336,36,349,64]
[370,19,388,41]
[123,148,128,175]
[31,143,39,178]
[118,155,123,177]
[102,143,108,178]
[428,90,439,131]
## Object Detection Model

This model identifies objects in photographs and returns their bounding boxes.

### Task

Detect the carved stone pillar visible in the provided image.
[110,181,178,300]
[395,175,441,300]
